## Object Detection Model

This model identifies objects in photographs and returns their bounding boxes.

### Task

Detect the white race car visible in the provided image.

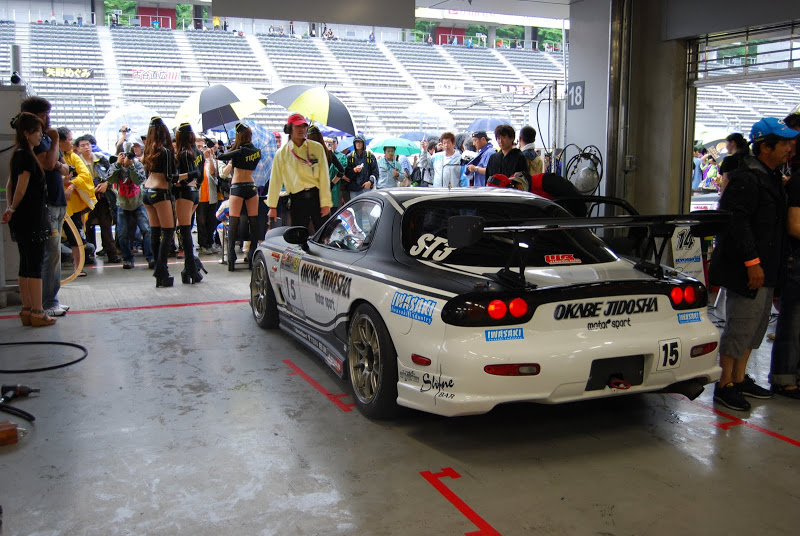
[250,188,723,418]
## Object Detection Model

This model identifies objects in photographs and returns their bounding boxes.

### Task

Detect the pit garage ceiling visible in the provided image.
[211,0,573,28]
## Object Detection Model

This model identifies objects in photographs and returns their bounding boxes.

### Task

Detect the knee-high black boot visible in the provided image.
[149,226,161,270]
[155,228,174,287]
[227,216,239,272]
[247,216,259,270]
[179,225,202,284]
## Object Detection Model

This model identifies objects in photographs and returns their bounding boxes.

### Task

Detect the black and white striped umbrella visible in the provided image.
[175,83,266,131]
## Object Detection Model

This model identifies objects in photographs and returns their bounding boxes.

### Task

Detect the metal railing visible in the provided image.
[107,13,172,29]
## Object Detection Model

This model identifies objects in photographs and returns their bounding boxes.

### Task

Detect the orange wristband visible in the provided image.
[744,258,760,267]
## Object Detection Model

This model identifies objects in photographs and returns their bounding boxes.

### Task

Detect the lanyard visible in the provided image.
[290,143,312,167]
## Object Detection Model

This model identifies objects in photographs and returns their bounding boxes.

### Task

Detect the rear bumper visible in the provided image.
[394,321,721,417]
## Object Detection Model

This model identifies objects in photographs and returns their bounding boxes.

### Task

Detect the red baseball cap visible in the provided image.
[287,113,308,126]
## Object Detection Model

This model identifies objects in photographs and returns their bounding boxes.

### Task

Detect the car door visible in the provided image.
[300,199,383,329]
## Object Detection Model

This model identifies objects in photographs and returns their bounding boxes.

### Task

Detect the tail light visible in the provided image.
[690,342,717,357]
[485,363,541,376]
[442,293,536,327]
[668,283,706,310]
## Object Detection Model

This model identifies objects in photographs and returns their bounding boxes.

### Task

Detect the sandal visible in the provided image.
[771,385,800,400]
[19,307,32,326]
[30,309,56,327]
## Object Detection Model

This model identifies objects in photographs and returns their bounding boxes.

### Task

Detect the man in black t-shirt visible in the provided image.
[485,124,530,188]
[21,97,71,317]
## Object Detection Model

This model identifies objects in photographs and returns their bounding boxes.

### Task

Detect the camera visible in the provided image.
[123,141,136,160]
[67,165,77,178]
[204,137,216,149]
[119,127,131,133]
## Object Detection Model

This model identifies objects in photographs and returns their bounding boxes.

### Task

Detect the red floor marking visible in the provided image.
[420,467,502,536]
[670,394,800,448]
[0,299,249,320]
[283,359,355,412]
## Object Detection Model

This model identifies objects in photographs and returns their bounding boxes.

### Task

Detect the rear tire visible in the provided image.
[347,303,399,419]
[250,252,279,329]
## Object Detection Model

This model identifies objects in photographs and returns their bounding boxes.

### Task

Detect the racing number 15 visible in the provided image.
[657,338,681,371]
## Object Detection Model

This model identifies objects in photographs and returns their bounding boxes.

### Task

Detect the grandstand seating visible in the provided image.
[4,22,798,140]
[22,23,113,133]
[109,25,207,122]
[0,21,14,82]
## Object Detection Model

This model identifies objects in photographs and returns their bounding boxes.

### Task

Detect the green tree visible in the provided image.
[537,28,563,49]
[175,4,193,28]
[103,0,137,25]
[415,20,436,42]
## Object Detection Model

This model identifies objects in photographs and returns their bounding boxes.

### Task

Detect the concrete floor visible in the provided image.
[0,254,798,536]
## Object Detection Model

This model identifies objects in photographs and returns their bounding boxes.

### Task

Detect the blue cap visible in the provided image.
[750,117,799,143]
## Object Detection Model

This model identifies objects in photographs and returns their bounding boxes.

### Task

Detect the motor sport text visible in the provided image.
[553,297,658,320]
[409,233,455,261]
[299,264,352,298]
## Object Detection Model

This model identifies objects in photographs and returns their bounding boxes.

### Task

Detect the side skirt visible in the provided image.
[279,313,347,378]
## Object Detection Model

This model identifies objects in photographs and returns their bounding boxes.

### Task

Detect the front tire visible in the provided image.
[347,303,399,419]
[250,252,279,329]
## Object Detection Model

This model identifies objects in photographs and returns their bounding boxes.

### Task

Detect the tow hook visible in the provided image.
[608,378,632,390]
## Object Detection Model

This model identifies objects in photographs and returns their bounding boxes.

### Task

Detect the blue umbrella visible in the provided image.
[467,116,512,132]
[399,130,442,142]
[218,119,277,187]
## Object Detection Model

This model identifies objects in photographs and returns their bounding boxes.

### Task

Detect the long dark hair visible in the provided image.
[174,130,196,158]
[9,112,45,179]
[231,125,252,150]
[306,127,333,163]
[142,119,172,172]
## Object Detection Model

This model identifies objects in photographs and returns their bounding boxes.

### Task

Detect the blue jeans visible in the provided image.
[770,251,800,386]
[118,205,152,262]
[42,205,66,309]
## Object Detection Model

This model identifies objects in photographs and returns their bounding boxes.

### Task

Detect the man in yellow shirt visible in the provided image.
[267,114,332,231]
[58,127,96,270]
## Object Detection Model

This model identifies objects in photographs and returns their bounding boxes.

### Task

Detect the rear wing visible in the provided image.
[447,210,729,284]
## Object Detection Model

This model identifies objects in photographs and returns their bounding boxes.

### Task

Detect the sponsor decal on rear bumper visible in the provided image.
[485,328,524,341]
[391,291,436,324]
[677,311,701,324]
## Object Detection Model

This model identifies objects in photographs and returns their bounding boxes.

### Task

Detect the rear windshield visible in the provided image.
[401,200,617,267]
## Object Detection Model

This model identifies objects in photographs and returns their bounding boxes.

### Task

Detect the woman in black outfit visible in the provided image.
[217,122,261,271]
[173,123,206,284]
[142,116,177,287]
[1,112,55,326]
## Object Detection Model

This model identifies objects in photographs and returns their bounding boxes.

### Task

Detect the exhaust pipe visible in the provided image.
[659,378,707,400]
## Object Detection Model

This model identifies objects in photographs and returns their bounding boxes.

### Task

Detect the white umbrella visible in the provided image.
[94,103,163,155]
[402,100,455,129]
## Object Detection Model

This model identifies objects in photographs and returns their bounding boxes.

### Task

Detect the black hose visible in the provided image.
[0,341,88,373]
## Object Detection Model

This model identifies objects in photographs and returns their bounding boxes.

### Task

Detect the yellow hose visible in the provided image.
[60,214,85,285]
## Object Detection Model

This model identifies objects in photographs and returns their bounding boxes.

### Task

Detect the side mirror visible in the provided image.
[283,226,310,250]
[447,215,485,249]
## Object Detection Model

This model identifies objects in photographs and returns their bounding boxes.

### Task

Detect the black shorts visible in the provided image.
[173,186,199,203]
[230,182,258,200]
[142,187,172,206]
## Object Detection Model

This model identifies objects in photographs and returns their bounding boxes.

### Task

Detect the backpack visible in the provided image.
[410,166,432,187]
[348,151,374,168]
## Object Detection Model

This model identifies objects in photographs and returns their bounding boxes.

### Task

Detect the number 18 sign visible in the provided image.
[567,81,585,110]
